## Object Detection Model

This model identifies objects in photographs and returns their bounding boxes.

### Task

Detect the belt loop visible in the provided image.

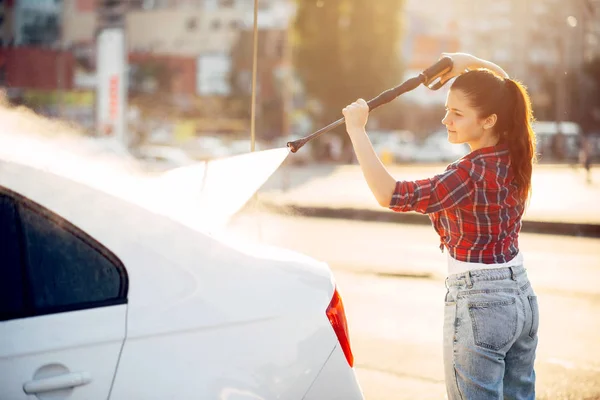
[445,277,449,289]
[465,271,473,288]
[509,266,516,281]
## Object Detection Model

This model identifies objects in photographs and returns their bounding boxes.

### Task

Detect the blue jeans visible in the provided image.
[443,265,539,399]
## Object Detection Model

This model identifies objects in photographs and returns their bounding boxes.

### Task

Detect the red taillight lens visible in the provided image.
[326,287,354,367]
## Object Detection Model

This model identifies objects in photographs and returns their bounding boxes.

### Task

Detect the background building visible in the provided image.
[453,0,598,122]
[1,0,598,142]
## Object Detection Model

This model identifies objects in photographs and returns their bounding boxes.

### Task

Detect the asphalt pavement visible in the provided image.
[227,160,600,399]
[224,212,600,400]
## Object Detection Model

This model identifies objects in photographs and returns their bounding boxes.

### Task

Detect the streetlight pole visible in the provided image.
[57,0,66,119]
[250,0,259,152]
[551,10,579,160]
[554,34,566,146]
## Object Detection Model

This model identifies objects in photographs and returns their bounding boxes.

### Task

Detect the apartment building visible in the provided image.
[57,0,291,96]
[0,0,61,47]
[0,0,15,46]
[583,0,600,62]
[451,0,598,120]
[454,0,598,76]
[401,0,461,105]
[61,0,290,53]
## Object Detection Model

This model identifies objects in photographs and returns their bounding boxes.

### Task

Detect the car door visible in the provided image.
[0,189,128,400]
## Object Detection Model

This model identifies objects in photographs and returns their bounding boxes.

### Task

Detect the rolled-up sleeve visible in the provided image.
[389,160,474,214]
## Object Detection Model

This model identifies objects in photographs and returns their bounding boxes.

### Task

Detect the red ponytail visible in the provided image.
[504,79,537,204]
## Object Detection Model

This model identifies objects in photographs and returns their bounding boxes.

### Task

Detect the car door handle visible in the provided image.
[23,372,92,394]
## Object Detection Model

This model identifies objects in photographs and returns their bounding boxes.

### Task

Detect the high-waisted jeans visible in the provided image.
[444,265,539,399]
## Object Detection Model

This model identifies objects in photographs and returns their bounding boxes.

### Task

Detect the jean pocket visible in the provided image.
[528,295,539,339]
[468,297,518,351]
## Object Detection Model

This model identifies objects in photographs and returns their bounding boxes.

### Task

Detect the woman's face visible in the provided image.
[442,88,495,150]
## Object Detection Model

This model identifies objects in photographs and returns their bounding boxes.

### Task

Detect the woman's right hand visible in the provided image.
[436,52,479,86]
[436,52,509,84]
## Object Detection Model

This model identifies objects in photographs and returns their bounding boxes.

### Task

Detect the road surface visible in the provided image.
[225,212,600,399]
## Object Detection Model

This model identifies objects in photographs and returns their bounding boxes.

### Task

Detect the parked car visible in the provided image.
[0,141,363,399]
[532,120,582,161]
[371,130,419,164]
[184,135,232,161]
[412,131,470,163]
[133,144,197,171]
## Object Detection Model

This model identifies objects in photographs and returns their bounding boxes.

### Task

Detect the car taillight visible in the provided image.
[326,287,354,367]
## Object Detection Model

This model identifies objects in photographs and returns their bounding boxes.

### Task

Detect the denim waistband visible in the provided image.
[445,264,527,288]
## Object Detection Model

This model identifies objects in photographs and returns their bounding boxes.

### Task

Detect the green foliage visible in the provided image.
[582,57,600,132]
[584,57,600,89]
[293,0,405,126]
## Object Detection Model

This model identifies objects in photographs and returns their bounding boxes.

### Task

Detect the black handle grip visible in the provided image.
[422,56,453,88]
[368,58,454,111]
[367,75,424,111]
[367,87,402,111]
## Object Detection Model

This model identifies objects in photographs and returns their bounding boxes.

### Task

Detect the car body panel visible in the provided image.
[303,344,364,400]
[0,161,362,399]
[111,314,339,399]
[0,162,334,330]
[0,305,126,399]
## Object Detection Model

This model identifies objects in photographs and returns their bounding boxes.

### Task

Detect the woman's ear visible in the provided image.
[483,114,498,130]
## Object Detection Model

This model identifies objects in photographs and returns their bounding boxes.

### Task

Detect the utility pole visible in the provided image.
[96,0,128,147]
[57,0,66,119]
[282,24,291,138]
[551,4,577,160]
[554,34,566,139]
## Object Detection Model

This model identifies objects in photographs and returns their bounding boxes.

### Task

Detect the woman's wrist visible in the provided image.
[347,126,367,140]
[467,55,483,70]
[469,56,509,78]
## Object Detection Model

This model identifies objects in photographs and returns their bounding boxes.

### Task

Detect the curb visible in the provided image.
[258,202,600,239]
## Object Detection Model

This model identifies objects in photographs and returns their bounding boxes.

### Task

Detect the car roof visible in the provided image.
[0,160,215,266]
[0,131,274,232]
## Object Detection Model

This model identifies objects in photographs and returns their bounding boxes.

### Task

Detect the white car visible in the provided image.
[413,131,470,163]
[133,145,197,171]
[0,161,363,399]
[371,130,419,164]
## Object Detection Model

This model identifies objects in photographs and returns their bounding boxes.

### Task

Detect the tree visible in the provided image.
[582,57,600,133]
[585,57,600,88]
[293,0,405,141]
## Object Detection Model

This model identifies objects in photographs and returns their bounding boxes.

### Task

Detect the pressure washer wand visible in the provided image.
[287,57,453,153]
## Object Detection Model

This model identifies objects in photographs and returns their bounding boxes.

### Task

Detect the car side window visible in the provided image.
[18,202,128,316]
[0,187,128,320]
[0,194,26,321]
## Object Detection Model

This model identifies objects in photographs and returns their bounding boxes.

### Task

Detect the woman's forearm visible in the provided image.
[470,56,509,79]
[347,128,397,207]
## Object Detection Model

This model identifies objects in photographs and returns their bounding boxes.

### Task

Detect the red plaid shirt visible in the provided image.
[389,144,523,264]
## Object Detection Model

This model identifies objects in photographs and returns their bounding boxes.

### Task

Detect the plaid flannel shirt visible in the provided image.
[389,144,524,264]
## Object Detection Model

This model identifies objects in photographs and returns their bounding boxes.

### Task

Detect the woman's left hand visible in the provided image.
[342,99,369,135]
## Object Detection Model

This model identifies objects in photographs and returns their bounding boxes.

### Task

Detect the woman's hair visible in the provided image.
[451,69,537,204]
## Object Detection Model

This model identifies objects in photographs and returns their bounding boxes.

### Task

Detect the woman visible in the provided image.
[342,53,539,399]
